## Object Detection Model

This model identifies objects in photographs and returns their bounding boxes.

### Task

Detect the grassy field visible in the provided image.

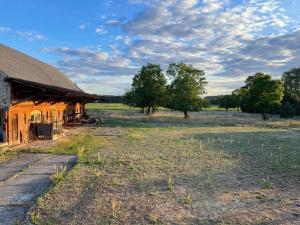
[86,103,239,112]
[86,103,133,111]
[27,104,300,224]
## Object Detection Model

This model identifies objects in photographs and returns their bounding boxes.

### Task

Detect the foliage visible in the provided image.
[205,96,223,105]
[125,64,167,114]
[280,101,295,118]
[240,73,284,119]
[219,94,239,111]
[167,176,174,192]
[282,68,300,115]
[123,90,136,108]
[50,166,67,184]
[167,63,207,118]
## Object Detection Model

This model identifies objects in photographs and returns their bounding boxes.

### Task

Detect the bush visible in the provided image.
[280,102,295,118]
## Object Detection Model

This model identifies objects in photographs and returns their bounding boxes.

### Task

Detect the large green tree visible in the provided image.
[126,64,167,114]
[244,73,284,120]
[167,63,207,118]
[219,94,239,111]
[282,68,300,115]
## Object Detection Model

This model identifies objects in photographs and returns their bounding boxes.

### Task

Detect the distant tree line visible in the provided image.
[95,95,124,103]
[216,68,300,120]
[124,63,208,118]
[124,63,300,120]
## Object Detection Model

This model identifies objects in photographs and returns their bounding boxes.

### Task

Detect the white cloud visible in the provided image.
[17,31,44,41]
[115,35,123,40]
[0,26,11,32]
[106,19,121,25]
[79,23,90,30]
[44,0,300,95]
[95,26,107,34]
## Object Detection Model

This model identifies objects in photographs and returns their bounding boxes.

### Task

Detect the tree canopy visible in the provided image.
[282,68,300,115]
[242,73,284,119]
[219,94,239,111]
[124,63,167,113]
[283,68,300,103]
[167,63,207,118]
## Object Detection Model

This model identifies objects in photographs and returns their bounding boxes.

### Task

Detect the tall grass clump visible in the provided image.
[77,146,85,162]
[51,166,67,184]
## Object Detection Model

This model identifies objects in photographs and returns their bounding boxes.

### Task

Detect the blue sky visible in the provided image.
[0,0,300,95]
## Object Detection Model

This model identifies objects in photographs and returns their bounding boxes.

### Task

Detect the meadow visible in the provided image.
[28,104,300,225]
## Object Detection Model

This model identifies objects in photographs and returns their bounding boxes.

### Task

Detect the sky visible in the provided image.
[0,0,300,96]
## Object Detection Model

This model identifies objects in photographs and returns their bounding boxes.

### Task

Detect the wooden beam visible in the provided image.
[12,95,36,106]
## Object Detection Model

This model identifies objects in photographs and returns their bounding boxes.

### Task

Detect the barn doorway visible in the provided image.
[12,114,18,142]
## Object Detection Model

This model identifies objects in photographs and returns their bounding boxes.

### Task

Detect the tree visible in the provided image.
[244,73,284,120]
[282,68,300,115]
[123,90,135,108]
[219,94,239,111]
[167,63,207,118]
[280,101,295,118]
[126,64,167,114]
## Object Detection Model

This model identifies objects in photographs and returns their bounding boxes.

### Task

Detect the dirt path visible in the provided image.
[0,154,77,225]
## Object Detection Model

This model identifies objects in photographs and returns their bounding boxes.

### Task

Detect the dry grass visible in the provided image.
[30,106,300,225]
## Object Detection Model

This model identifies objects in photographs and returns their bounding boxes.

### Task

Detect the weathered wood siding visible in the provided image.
[8,102,83,145]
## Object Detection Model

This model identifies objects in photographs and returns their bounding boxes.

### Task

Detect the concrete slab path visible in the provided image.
[0,153,77,225]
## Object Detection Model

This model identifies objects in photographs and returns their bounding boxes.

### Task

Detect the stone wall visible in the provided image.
[0,72,11,107]
[0,72,10,142]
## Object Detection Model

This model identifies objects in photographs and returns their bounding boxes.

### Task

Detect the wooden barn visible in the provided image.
[0,44,96,145]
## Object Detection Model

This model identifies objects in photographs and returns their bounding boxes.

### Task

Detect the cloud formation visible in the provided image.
[46,0,300,95]
[0,27,11,32]
[17,31,44,41]
[0,26,45,41]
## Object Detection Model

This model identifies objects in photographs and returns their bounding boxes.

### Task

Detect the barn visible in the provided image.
[0,44,96,145]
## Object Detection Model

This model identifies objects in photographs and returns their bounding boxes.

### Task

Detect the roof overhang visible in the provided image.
[5,77,101,103]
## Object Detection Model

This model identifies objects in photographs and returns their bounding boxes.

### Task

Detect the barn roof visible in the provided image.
[0,43,82,92]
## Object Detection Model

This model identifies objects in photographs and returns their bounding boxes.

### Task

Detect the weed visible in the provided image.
[94,155,107,166]
[181,194,193,205]
[148,212,159,224]
[111,198,118,219]
[77,146,85,162]
[260,178,273,189]
[167,176,174,192]
[50,166,66,184]
[201,175,214,188]
[117,158,125,166]
[111,177,121,187]
[255,191,272,202]
[93,169,102,177]
[31,212,40,224]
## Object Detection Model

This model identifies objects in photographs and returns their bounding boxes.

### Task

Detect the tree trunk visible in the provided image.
[146,107,151,115]
[141,108,145,113]
[262,112,269,120]
[184,111,189,119]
